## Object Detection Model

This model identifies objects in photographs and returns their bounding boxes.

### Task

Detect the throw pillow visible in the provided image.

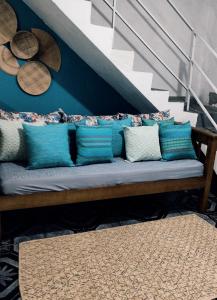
[65,114,98,126]
[142,117,174,126]
[159,123,197,161]
[0,120,45,162]
[76,125,113,165]
[119,110,170,126]
[0,108,62,123]
[23,124,73,169]
[97,118,132,156]
[97,114,119,121]
[143,110,170,121]
[124,125,161,162]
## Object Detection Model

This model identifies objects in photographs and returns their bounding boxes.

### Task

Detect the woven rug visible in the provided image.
[19,214,217,300]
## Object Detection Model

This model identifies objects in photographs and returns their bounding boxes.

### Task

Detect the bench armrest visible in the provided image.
[192,127,217,178]
[192,127,217,145]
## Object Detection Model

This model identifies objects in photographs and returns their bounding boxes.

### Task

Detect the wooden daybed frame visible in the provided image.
[0,127,217,240]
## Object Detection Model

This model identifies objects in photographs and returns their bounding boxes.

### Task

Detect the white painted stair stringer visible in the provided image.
[23,0,198,125]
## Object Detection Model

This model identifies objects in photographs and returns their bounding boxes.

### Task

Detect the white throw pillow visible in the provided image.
[0,120,45,161]
[124,125,161,162]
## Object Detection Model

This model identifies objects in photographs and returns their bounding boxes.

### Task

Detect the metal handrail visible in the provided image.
[167,0,217,61]
[103,0,217,130]
[135,0,190,61]
[104,0,187,89]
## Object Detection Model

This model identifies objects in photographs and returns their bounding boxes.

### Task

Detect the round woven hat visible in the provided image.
[11,31,39,59]
[0,45,19,75]
[17,61,51,95]
[0,0,17,45]
[32,28,61,72]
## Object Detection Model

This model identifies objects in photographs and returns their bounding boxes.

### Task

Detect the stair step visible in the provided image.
[169,102,185,114]
[124,71,153,94]
[169,96,185,103]
[88,24,114,55]
[53,0,114,54]
[110,49,134,71]
[173,111,198,126]
[53,0,92,25]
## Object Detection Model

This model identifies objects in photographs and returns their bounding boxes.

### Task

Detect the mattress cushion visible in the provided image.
[0,158,204,196]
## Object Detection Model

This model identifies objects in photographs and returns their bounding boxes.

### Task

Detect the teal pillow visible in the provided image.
[23,124,73,169]
[76,125,113,165]
[159,123,197,161]
[98,118,132,156]
[142,118,174,126]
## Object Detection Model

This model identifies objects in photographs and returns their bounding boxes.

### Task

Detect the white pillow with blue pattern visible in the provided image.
[124,125,161,162]
[0,120,45,162]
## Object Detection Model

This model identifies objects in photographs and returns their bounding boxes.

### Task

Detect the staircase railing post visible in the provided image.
[186,31,196,111]
[112,0,117,29]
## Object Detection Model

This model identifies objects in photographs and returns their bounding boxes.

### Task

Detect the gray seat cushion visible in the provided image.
[0,158,204,196]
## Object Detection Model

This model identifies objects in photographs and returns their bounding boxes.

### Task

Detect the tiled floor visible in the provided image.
[0,191,217,300]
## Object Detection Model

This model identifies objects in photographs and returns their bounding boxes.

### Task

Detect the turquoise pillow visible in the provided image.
[23,124,73,169]
[76,125,113,165]
[159,123,197,161]
[98,118,132,156]
[142,118,174,126]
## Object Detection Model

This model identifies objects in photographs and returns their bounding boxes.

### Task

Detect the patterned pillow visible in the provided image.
[63,110,119,125]
[23,124,73,169]
[66,114,97,126]
[124,125,161,162]
[0,109,40,122]
[159,123,197,161]
[97,114,119,121]
[142,110,170,121]
[119,110,170,127]
[0,108,62,123]
[76,125,113,166]
[98,118,132,157]
[0,120,45,162]
[118,113,142,127]
[42,111,62,124]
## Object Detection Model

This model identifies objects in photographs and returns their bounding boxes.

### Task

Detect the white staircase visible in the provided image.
[23,0,198,125]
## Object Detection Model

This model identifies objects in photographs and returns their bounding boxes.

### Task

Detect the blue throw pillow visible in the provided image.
[159,123,197,161]
[98,118,132,156]
[76,125,113,165]
[23,124,73,169]
[142,118,174,126]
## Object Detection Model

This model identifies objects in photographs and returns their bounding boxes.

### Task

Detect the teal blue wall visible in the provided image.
[0,0,137,115]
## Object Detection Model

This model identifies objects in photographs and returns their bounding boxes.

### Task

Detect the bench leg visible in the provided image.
[0,213,2,242]
[199,187,209,213]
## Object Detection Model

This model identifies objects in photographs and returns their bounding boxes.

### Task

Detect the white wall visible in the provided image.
[91,0,217,103]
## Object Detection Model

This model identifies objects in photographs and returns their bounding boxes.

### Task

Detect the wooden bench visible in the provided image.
[0,127,217,240]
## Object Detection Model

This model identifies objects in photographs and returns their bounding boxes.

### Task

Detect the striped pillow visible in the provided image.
[97,118,132,157]
[76,125,113,165]
[160,123,197,161]
[142,117,174,126]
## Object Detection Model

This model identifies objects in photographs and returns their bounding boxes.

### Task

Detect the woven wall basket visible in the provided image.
[0,45,19,75]
[0,0,17,45]
[11,31,39,60]
[17,61,51,96]
[32,28,61,72]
